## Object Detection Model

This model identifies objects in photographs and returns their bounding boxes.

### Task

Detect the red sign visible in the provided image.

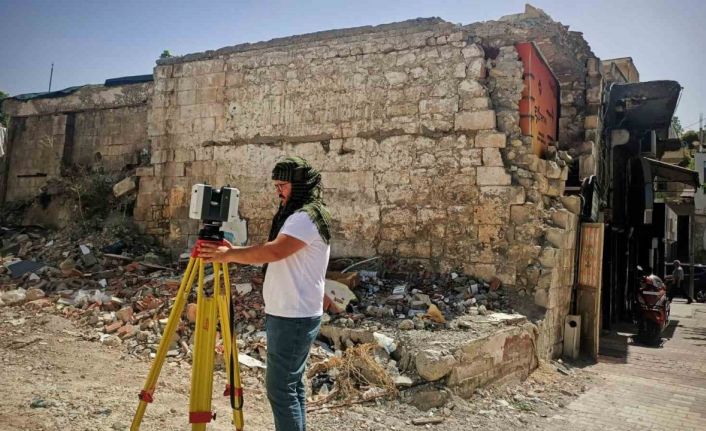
[516,42,559,158]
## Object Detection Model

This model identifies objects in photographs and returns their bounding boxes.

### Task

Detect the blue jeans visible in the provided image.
[265,314,321,431]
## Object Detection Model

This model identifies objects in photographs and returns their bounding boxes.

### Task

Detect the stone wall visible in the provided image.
[1,7,595,359]
[136,13,582,358]
[1,83,152,202]
[138,19,496,260]
[2,114,66,201]
[484,44,579,358]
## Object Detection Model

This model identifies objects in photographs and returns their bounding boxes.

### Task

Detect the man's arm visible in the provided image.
[197,233,306,264]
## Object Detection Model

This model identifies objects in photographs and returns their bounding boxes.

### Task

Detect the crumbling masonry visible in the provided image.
[2,6,605,362]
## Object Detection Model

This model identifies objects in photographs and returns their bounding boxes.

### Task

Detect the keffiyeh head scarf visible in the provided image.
[268,156,331,244]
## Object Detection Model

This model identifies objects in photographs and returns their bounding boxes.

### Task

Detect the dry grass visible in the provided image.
[307,343,398,406]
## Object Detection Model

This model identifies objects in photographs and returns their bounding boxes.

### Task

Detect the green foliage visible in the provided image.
[159,50,173,59]
[682,130,699,144]
[0,90,8,127]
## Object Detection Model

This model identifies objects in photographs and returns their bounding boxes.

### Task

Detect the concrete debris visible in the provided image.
[238,353,266,369]
[235,283,253,295]
[1,217,533,411]
[411,416,444,425]
[415,350,457,382]
[373,332,397,354]
[398,319,415,330]
[409,388,451,411]
[324,279,356,314]
[113,176,137,198]
[1,288,26,305]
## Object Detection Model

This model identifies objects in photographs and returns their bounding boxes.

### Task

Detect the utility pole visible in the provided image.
[699,112,704,153]
[48,63,54,92]
[690,212,695,300]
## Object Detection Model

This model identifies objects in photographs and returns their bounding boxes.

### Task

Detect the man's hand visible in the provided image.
[195,234,306,265]
[197,241,234,263]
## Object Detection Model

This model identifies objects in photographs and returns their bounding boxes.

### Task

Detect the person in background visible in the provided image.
[669,260,693,304]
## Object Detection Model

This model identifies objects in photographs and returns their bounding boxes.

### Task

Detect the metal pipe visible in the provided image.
[48,63,54,92]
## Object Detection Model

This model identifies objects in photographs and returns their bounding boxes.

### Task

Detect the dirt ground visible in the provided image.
[0,305,596,431]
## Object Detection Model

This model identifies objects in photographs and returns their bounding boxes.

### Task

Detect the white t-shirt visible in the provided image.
[263,211,330,318]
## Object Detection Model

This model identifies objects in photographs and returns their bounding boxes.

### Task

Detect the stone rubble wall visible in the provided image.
[465,4,599,161]
[137,15,583,358]
[3,114,66,201]
[138,20,506,265]
[1,10,598,360]
[485,45,579,358]
[1,83,152,201]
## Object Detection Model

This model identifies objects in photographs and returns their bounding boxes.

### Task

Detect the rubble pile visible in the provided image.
[1,202,533,412]
[349,269,513,328]
[0,221,271,367]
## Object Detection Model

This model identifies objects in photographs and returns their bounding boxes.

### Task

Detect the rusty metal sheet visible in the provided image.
[576,223,605,359]
[516,42,559,158]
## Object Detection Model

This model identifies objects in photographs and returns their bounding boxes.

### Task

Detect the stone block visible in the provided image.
[458,80,486,97]
[561,195,582,215]
[584,115,599,130]
[510,204,534,224]
[163,162,185,177]
[475,131,506,148]
[482,148,503,166]
[446,357,494,386]
[587,57,601,76]
[461,44,484,58]
[113,176,137,197]
[466,57,486,79]
[177,91,195,106]
[138,177,163,195]
[586,86,601,104]
[136,167,154,178]
[545,179,564,197]
[415,349,457,381]
[550,209,571,229]
[545,228,570,249]
[478,224,506,244]
[476,167,511,186]
[173,148,195,163]
[454,62,467,78]
[546,160,562,179]
[384,71,408,85]
[419,97,458,115]
[194,72,225,89]
[461,96,491,111]
[455,110,496,131]
[459,149,482,167]
[409,388,451,411]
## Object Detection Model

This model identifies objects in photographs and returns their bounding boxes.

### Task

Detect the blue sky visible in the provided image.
[1,0,705,131]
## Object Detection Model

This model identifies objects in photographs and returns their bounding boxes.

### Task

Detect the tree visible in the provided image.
[160,50,173,59]
[0,90,8,127]
[682,130,699,144]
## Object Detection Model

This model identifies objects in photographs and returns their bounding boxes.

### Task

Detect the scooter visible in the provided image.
[635,266,670,345]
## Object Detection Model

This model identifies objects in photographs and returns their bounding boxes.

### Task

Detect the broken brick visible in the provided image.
[105,321,124,334]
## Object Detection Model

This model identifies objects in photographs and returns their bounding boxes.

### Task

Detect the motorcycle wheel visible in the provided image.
[638,320,661,346]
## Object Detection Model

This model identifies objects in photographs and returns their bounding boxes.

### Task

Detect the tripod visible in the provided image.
[131,223,245,430]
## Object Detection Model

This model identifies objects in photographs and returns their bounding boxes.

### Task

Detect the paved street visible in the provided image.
[545,300,706,430]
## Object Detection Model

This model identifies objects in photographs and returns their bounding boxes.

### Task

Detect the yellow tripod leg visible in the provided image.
[189,259,218,430]
[131,257,198,431]
[217,263,245,430]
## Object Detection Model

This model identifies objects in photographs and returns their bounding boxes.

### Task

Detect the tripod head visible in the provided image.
[198,221,225,242]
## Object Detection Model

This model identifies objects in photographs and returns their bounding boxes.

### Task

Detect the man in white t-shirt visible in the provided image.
[199,156,331,431]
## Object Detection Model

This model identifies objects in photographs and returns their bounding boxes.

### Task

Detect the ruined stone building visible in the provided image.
[2,5,656,363]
